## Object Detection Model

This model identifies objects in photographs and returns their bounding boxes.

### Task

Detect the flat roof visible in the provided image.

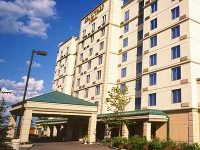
[58,36,78,48]
[81,0,108,21]
[97,109,167,118]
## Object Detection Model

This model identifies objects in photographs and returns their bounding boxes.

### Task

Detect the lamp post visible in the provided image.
[16,50,47,138]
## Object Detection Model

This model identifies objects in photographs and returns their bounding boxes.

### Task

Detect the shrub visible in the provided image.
[162,139,177,150]
[179,142,200,150]
[112,137,128,148]
[148,138,163,150]
[128,135,147,150]
[101,137,113,147]
[82,135,89,144]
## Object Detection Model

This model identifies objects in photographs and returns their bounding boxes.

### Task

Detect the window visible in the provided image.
[138,15,144,25]
[135,98,141,110]
[139,0,144,12]
[58,70,60,76]
[89,48,93,56]
[124,10,129,21]
[62,77,65,83]
[83,29,86,37]
[64,67,66,73]
[82,41,84,49]
[102,15,106,24]
[171,45,180,59]
[91,35,94,43]
[149,54,157,66]
[80,53,83,61]
[135,79,141,91]
[172,66,181,80]
[150,18,157,30]
[138,30,143,40]
[61,51,63,57]
[124,24,129,33]
[172,25,180,39]
[97,70,102,80]
[122,52,127,62]
[88,60,91,70]
[99,55,103,65]
[172,89,181,103]
[149,93,156,106]
[136,62,142,73]
[100,41,104,50]
[137,46,143,56]
[151,1,157,13]
[149,73,157,86]
[84,89,89,98]
[95,85,100,95]
[121,67,127,78]
[123,37,128,47]
[150,35,157,48]
[101,28,105,36]
[78,65,82,73]
[120,83,126,90]
[92,23,95,32]
[67,47,69,54]
[171,6,179,20]
[77,78,80,86]
[86,75,90,83]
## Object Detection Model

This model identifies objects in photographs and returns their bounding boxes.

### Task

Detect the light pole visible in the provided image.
[16,50,47,138]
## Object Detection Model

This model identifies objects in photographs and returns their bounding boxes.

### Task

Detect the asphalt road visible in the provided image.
[20,142,112,150]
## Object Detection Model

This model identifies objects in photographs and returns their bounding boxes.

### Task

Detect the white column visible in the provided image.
[20,109,32,143]
[188,109,200,144]
[88,113,97,144]
[122,124,129,138]
[7,115,17,138]
[53,126,57,137]
[143,122,151,141]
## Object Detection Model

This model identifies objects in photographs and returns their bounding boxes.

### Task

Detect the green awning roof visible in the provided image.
[97,109,167,119]
[27,91,96,106]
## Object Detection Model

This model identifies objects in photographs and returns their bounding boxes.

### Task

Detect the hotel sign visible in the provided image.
[84,4,104,24]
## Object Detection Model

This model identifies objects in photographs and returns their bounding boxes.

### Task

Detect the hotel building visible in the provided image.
[52,0,200,143]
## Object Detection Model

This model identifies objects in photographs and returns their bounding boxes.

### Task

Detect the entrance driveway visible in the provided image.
[20,142,112,150]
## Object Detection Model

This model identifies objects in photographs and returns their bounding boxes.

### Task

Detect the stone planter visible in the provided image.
[11,139,20,150]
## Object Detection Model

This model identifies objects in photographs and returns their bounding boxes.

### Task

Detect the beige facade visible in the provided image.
[53,0,200,143]
[53,37,78,95]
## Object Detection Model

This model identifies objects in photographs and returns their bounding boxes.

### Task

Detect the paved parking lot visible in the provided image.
[20,142,112,150]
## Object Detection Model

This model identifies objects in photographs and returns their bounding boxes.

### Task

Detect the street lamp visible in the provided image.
[16,50,47,138]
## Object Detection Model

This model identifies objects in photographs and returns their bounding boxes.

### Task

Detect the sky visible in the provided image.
[0,0,105,105]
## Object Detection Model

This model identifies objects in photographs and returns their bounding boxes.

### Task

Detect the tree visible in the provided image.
[105,86,131,137]
[0,98,13,147]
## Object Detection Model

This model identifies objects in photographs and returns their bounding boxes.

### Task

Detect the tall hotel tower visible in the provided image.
[53,0,200,143]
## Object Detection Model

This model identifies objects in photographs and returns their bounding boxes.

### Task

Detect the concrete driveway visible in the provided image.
[20,142,112,150]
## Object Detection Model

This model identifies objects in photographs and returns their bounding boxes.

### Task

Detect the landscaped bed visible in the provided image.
[101,136,200,150]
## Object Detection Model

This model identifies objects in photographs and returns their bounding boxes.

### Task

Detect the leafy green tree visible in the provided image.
[0,98,13,147]
[105,86,131,137]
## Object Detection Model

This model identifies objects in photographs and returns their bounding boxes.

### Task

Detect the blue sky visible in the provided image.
[0,0,103,105]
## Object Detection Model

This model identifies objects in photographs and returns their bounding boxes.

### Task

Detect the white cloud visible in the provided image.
[0,59,6,63]
[0,76,44,103]
[0,0,56,38]
[26,61,41,68]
